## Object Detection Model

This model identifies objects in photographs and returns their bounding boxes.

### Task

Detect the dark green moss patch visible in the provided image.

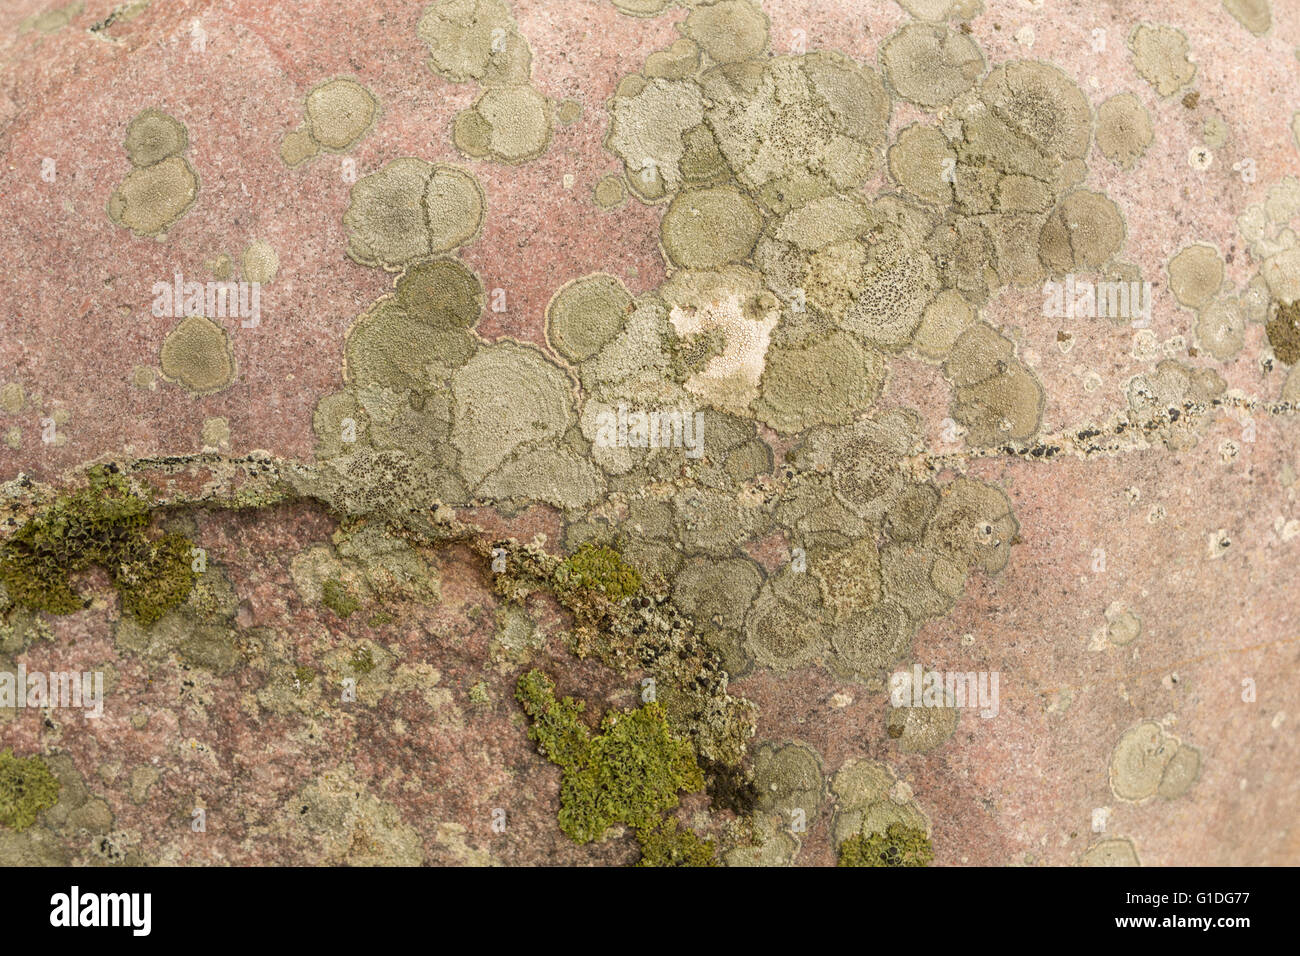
[838,822,934,867]
[0,467,194,625]
[516,669,706,851]
[0,749,61,832]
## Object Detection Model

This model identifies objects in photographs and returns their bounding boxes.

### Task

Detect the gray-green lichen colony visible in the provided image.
[343,160,485,269]
[281,77,379,166]
[107,108,199,237]
[419,0,554,164]
[317,0,1131,733]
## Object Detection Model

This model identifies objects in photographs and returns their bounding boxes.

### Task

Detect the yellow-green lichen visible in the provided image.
[515,669,705,849]
[1128,24,1197,98]
[1095,93,1154,170]
[343,159,485,270]
[0,467,194,625]
[454,86,553,165]
[557,542,641,602]
[0,750,61,832]
[838,822,933,867]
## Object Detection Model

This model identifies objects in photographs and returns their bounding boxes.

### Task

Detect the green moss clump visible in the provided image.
[515,669,706,850]
[321,577,359,618]
[0,467,195,624]
[0,749,61,832]
[349,645,375,674]
[556,542,641,602]
[837,823,934,867]
[635,818,717,867]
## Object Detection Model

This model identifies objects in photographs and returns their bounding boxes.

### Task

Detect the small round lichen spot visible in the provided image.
[879,23,985,109]
[1128,24,1197,98]
[681,0,769,64]
[455,86,552,165]
[593,174,627,210]
[1167,243,1224,310]
[660,186,762,269]
[1039,190,1126,275]
[1095,93,1154,170]
[242,240,280,285]
[159,317,236,395]
[424,164,485,253]
[556,99,583,125]
[280,127,320,167]
[546,273,633,363]
[123,108,188,167]
[343,158,434,270]
[305,78,377,151]
[107,156,199,238]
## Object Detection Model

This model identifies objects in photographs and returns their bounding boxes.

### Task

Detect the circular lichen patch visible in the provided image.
[1109,721,1176,801]
[424,164,486,253]
[344,158,434,269]
[888,124,956,205]
[455,86,552,164]
[107,156,199,237]
[755,330,885,433]
[682,0,769,64]
[391,258,484,328]
[123,108,188,167]
[160,317,235,395]
[242,240,280,285]
[450,343,574,487]
[593,174,627,210]
[1167,243,1224,309]
[1038,189,1126,274]
[546,273,633,363]
[752,742,823,818]
[660,186,762,269]
[879,23,984,109]
[305,78,378,151]
[1095,92,1153,170]
[983,61,1092,162]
